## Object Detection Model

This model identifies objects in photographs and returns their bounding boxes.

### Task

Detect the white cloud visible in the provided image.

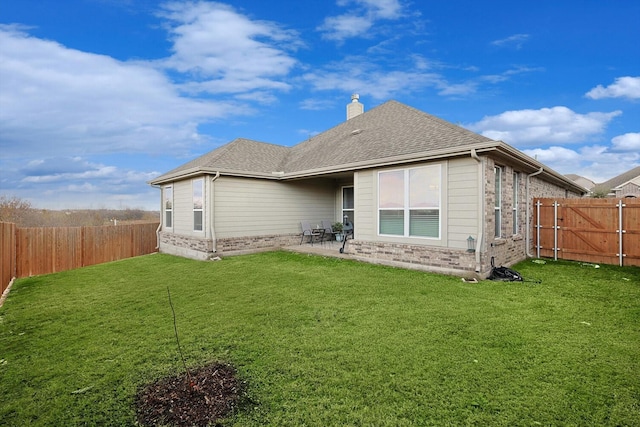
[524,146,582,165]
[467,106,622,146]
[0,2,305,160]
[318,15,374,41]
[303,63,444,99]
[299,98,336,110]
[19,157,155,184]
[302,57,540,99]
[491,34,530,49]
[319,0,403,41]
[158,1,299,93]
[523,144,639,183]
[585,76,640,100]
[0,26,235,158]
[67,182,99,193]
[7,155,161,209]
[344,0,403,19]
[611,132,640,152]
[436,82,478,96]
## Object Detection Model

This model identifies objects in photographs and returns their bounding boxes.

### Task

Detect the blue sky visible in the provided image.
[1,0,638,210]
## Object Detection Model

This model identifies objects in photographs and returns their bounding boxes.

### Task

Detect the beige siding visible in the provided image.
[447,158,480,249]
[354,171,375,240]
[171,179,208,237]
[213,176,335,238]
[173,180,192,235]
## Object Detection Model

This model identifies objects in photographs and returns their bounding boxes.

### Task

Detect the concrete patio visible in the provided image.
[284,238,353,259]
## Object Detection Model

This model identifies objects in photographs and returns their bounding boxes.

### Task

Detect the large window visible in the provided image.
[512,172,519,235]
[494,166,502,238]
[193,178,204,232]
[164,185,173,228]
[342,186,354,224]
[378,165,441,238]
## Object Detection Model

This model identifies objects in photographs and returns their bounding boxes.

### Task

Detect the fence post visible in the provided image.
[536,199,542,258]
[81,226,86,268]
[553,200,559,261]
[617,201,626,267]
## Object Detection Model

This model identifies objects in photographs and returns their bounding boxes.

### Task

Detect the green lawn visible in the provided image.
[1,252,639,426]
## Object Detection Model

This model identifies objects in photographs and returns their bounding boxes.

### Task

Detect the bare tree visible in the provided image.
[0,195,32,224]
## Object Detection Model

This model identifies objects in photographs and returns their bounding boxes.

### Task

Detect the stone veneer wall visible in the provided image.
[348,240,478,275]
[483,158,583,269]
[159,232,214,260]
[160,231,301,259]
[486,236,526,268]
[217,233,300,255]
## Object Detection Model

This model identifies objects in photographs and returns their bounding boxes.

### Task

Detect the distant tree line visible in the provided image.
[0,195,159,227]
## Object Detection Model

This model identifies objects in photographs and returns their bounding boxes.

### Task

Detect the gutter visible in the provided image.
[150,167,280,185]
[209,172,220,254]
[470,149,483,273]
[526,167,544,257]
[283,144,499,180]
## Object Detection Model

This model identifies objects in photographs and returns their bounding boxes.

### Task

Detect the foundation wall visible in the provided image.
[347,239,479,275]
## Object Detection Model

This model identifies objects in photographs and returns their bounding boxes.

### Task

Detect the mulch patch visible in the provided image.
[135,362,242,426]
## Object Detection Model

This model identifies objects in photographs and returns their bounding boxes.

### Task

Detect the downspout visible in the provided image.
[470,149,483,273]
[526,167,544,257]
[209,172,220,253]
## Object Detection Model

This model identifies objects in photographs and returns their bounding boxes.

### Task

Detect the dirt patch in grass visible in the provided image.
[135,362,242,426]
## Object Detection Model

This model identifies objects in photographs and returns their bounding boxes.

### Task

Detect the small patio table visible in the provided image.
[311,227,325,245]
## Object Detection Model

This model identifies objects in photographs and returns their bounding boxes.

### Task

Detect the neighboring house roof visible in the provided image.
[149,100,586,194]
[600,166,640,189]
[565,174,596,190]
[592,165,640,195]
[615,175,640,189]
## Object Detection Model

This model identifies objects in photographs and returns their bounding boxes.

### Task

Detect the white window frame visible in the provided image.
[512,172,519,235]
[164,185,173,229]
[193,178,204,232]
[494,166,502,238]
[342,186,354,224]
[378,165,441,239]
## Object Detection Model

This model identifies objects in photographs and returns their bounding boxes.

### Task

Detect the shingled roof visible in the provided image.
[600,165,640,189]
[284,101,493,173]
[153,138,290,181]
[590,165,640,195]
[149,100,585,194]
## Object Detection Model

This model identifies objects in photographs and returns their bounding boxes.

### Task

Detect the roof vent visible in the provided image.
[351,129,362,135]
[346,94,364,120]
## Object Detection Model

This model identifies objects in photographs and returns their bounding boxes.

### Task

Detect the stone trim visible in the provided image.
[159,232,213,260]
[160,232,213,252]
[217,233,300,255]
[347,240,479,275]
[159,231,302,259]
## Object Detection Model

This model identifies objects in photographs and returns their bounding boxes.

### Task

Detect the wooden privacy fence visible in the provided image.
[0,222,159,287]
[533,198,640,266]
[1,222,16,296]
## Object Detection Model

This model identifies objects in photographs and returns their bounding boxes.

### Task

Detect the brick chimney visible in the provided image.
[346,94,364,120]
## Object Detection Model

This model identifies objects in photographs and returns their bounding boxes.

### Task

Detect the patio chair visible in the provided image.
[300,221,323,245]
[321,220,336,241]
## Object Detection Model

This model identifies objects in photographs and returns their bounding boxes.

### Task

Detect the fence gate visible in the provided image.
[534,198,640,267]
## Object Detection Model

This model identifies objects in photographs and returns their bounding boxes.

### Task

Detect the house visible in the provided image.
[592,166,640,198]
[565,174,596,193]
[149,97,586,276]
